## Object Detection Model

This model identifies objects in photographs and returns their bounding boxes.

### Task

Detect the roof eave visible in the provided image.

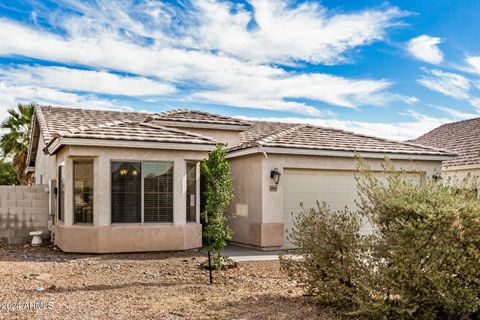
[25,113,38,168]
[443,163,480,171]
[46,137,217,154]
[227,146,455,161]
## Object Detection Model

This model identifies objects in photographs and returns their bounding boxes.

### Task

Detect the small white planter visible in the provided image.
[29,231,43,246]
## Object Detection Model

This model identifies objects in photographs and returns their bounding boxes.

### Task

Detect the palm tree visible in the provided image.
[1,103,35,185]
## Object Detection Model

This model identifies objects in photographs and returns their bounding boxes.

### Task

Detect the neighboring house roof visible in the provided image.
[146,109,251,130]
[231,121,454,159]
[411,117,480,168]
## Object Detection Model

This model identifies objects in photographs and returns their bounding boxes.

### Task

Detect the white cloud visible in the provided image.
[0,65,176,96]
[417,68,470,100]
[407,35,444,64]
[0,12,399,115]
[189,0,406,64]
[236,110,452,141]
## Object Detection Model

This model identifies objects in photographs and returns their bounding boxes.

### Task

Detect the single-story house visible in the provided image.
[27,106,454,253]
[411,117,480,195]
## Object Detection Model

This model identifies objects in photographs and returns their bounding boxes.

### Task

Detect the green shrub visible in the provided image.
[281,159,480,320]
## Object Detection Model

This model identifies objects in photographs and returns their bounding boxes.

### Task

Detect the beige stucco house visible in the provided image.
[412,117,480,195]
[27,106,454,253]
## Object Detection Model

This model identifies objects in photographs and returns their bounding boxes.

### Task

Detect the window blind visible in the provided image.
[143,162,173,223]
[111,162,141,223]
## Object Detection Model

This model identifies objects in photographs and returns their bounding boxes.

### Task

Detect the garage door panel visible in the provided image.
[285,191,319,209]
[283,169,422,248]
[284,169,361,248]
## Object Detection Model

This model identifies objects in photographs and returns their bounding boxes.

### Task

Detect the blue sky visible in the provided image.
[1,0,480,140]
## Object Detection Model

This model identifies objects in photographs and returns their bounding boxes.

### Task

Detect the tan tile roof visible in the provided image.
[37,106,148,144]
[35,106,217,147]
[410,118,480,167]
[239,120,298,143]
[147,109,251,127]
[55,121,217,145]
[33,106,453,158]
[232,121,453,156]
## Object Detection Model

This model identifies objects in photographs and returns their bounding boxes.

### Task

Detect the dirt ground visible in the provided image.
[0,244,341,320]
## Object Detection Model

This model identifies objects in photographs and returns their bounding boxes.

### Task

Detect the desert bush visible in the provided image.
[281,202,371,308]
[281,158,480,320]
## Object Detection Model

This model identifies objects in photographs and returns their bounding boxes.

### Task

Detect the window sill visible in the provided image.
[110,222,175,226]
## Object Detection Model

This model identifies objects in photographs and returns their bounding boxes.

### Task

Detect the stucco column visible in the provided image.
[63,158,73,226]
[196,162,201,223]
[174,159,186,225]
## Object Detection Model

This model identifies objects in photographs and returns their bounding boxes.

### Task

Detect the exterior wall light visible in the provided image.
[270,168,281,185]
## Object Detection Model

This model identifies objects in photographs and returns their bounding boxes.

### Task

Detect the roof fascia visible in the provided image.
[227,146,455,161]
[46,137,216,154]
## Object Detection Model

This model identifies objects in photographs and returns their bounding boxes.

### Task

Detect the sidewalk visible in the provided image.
[201,244,286,262]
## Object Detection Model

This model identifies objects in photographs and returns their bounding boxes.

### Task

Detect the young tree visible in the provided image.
[202,145,234,268]
[0,103,35,185]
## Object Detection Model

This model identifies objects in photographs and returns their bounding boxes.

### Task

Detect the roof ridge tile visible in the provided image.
[257,124,307,146]
[56,119,136,138]
[139,122,218,142]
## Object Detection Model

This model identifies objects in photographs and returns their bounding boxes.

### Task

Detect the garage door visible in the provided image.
[283,169,421,248]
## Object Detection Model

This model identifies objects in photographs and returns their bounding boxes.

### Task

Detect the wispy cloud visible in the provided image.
[236,110,452,141]
[465,56,480,74]
[0,0,408,116]
[0,81,133,112]
[407,35,444,64]
[435,105,479,119]
[417,68,470,99]
[0,65,176,96]
[417,68,480,111]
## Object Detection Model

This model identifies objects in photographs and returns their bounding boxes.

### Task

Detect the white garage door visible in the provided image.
[283,169,421,248]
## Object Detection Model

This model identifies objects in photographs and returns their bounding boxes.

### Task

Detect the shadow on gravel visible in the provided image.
[206,293,341,320]
[22,280,210,295]
[0,244,204,263]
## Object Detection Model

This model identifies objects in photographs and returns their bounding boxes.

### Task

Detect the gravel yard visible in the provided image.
[0,244,340,320]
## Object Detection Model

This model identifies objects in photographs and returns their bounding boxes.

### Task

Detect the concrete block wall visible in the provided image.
[0,185,50,244]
